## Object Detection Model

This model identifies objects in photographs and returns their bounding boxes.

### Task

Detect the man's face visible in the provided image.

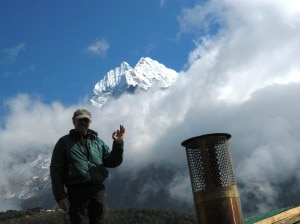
[73,118,91,135]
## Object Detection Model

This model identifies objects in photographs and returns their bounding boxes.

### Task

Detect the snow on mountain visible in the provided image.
[2,57,182,212]
[91,57,179,107]
[13,153,51,199]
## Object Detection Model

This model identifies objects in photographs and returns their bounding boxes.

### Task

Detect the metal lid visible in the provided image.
[181,133,231,149]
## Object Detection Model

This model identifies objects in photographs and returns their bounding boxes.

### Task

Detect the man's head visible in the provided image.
[72,109,92,121]
[72,109,92,135]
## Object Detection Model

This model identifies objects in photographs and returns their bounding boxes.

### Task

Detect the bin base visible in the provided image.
[196,197,243,224]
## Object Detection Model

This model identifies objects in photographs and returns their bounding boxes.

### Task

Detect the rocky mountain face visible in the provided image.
[105,164,194,212]
[21,163,194,214]
[91,57,178,107]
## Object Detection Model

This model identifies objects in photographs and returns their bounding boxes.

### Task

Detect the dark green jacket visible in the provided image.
[50,129,124,203]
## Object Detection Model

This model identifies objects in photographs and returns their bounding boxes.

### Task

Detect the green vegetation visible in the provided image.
[106,208,197,224]
[0,208,69,224]
[0,208,197,224]
[1,207,298,224]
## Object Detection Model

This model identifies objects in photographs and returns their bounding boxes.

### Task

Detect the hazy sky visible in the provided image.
[1,0,300,216]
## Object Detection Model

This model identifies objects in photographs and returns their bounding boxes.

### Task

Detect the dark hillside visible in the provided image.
[2,207,299,224]
[0,208,197,224]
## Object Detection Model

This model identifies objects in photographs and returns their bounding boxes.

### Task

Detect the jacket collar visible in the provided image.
[69,129,98,140]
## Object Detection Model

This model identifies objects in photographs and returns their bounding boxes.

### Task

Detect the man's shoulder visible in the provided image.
[59,134,71,141]
[54,134,76,152]
[55,133,74,147]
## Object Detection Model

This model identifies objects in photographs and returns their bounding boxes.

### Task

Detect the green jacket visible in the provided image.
[50,129,124,203]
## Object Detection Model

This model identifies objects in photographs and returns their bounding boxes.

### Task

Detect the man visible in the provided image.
[50,109,125,224]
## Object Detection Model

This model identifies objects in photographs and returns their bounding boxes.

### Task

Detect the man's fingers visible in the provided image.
[119,125,125,134]
[112,125,125,140]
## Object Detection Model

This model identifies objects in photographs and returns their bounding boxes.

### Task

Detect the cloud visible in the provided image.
[176,0,228,40]
[0,0,300,216]
[0,43,26,65]
[181,0,300,103]
[19,65,36,75]
[145,42,157,54]
[168,170,192,203]
[159,0,166,8]
[85,38,109,57]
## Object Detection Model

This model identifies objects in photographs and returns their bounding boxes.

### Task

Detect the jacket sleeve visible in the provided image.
[102,140,124,168]
[50,138,68,203]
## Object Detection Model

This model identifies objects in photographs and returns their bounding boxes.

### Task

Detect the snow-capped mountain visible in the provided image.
[91,57,179,107]
[3,57,184,212]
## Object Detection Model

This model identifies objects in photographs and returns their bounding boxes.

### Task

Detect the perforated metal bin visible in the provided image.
[181,133,243,224]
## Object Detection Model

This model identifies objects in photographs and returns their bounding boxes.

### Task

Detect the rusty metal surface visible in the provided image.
[182,133,244,224]
[194,185,240,203]
[196,196,244,224]
[181,133,231,149]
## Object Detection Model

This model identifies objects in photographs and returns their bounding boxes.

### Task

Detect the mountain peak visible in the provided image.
[91,57,178,107]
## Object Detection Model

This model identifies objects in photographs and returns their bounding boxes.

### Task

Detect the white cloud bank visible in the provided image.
[0,0,300,216]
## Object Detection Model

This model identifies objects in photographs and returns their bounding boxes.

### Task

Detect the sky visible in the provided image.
[0,0,198,112]
[1,0,300,217]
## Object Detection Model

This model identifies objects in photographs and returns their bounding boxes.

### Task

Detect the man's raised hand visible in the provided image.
[112,125,125,142]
